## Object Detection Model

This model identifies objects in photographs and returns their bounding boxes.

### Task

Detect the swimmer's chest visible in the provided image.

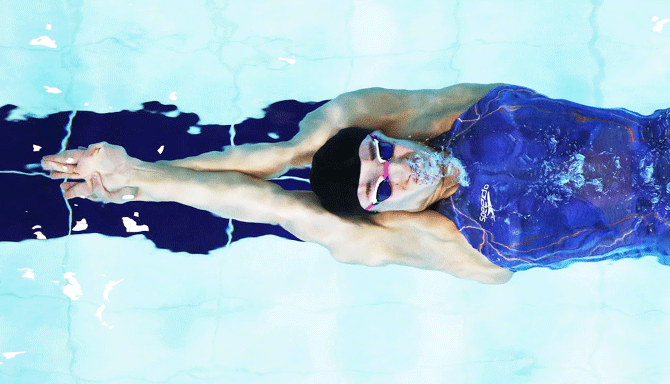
[446,135,639,256]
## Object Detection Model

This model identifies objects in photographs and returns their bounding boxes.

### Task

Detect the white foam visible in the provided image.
[589,178,604,193]
[95,304,105,320]
[18,268,35,280]
[62,272,82,300]
[72,218,89,231]
[44,86,62,94]
[558,153,586,189]
[446,156,470,187]
[95,304,111,327]
[2,352,25,360]
[29,36,56,48]
[407,151,470,187]
[643,165,654,183]
[103,279,124,302]
[121,217,149,233]
[653,18,669,33]
[639,158,654,184]
[278,57,296,64]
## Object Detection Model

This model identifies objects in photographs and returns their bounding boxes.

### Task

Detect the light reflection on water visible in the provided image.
[0,1,669,383]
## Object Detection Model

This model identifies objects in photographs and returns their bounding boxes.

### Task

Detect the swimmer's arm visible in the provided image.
[163,97,359,179]
[163,141,300,180]
[46,142,342,234]
[128,160,351,240]
[311,83,507,141]
[275,83,507,167]
[164,83,506,176]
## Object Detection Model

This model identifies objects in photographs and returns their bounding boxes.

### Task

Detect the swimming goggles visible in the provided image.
[365,134,393,210]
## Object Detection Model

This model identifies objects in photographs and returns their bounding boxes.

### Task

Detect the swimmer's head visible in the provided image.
[310,128,456,216]
[310,127,374,217]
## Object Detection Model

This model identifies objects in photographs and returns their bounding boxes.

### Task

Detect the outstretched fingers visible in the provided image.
[42,147,87,179]
[42,148,85,167]
[47,167,80,180]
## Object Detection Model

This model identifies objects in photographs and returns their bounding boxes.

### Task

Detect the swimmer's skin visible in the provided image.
[42,83,514,284]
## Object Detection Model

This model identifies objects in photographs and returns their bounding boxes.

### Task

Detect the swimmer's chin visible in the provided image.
[408,170,443,186]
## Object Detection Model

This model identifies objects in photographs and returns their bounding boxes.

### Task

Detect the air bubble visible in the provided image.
[406,151,469,187]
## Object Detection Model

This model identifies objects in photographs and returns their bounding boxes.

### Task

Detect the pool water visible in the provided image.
[1,1,669,383]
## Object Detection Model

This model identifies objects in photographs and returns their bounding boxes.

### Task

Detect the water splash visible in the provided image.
[406,151,469,187]
[559,153,586,188]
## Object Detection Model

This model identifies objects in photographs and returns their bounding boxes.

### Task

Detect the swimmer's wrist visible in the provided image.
[127,160,163,202]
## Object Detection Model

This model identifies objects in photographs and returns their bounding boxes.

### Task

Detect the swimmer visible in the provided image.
[41,84,670,283]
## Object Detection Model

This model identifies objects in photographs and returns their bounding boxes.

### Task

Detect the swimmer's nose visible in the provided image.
[365,158,412,187]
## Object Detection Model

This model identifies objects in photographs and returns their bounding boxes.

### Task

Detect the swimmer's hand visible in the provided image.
[41,142,140,203]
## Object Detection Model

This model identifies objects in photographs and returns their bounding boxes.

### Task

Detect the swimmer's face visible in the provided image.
[357,131,445,212]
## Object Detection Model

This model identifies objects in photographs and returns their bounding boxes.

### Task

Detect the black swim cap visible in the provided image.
[310,127,375,217]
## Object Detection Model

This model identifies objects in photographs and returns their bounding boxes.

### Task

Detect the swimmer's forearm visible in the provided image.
[163,141,297,179]
[163,104,343,178]
[130,161,287,224]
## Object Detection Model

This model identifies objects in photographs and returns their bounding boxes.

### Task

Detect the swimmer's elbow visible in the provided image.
[329,245,391,267]
[334,257,384,267]
[478,269,514,284]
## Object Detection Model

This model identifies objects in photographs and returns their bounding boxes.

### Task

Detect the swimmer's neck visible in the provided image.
[415,174,461,211]
[437,158,465,199]
[437,174,461,200]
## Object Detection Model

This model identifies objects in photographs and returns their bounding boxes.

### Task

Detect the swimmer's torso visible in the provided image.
[430,85,670,271]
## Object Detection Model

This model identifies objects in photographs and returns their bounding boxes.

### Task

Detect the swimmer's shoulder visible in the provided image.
[396,83,508,140]
[330,208,513,284]
[280,187,512,283]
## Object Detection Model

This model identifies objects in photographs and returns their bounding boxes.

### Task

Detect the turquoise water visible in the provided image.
[1,1,670,383]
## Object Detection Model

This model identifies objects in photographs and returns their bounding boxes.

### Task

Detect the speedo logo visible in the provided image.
[479,184,495,222]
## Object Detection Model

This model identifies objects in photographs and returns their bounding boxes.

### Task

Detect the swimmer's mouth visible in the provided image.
[409,170,437,185]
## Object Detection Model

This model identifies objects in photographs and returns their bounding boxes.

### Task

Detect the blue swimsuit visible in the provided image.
[429,85,670,271]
